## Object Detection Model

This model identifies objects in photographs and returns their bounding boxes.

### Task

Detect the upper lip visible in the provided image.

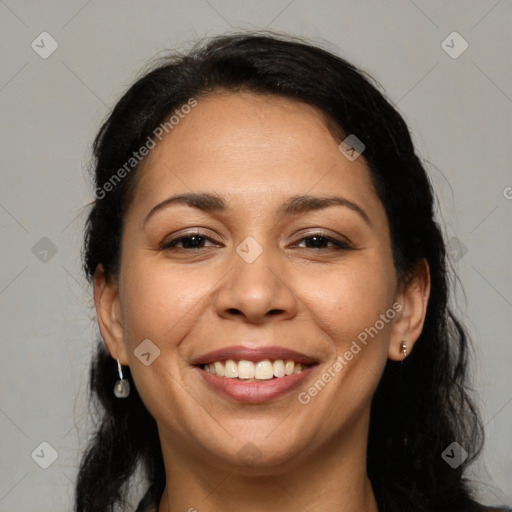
[191,345,317,366]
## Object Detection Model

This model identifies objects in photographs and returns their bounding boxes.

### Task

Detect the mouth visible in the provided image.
[191,346,319,403]
[199,359,313,381]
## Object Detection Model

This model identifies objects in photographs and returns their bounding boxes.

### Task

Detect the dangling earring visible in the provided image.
[114,358,130,398]
[399,340,409,447]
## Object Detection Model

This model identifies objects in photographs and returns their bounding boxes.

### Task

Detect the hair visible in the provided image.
[77,31,485,511]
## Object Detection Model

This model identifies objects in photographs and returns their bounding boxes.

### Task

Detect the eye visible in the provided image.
[293,232,353,251]
[159,231,353,252]
[160,232,221,250]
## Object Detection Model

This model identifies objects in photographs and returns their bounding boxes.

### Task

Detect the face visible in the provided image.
[98,91,420,474]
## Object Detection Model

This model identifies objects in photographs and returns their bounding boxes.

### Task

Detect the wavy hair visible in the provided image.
[76,32,485,511]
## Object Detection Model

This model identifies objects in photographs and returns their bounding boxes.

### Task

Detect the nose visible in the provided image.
[213,248,298,324]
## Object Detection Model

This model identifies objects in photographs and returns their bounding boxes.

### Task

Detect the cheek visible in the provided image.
[296,265,396,425]
[298,255,397,345]
[119,255,209,347]
[117,258,209,430]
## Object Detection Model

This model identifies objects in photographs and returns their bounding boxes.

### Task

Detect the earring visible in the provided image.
[399,340,409,447]
[114,358,130,398]
[400,340,407,359]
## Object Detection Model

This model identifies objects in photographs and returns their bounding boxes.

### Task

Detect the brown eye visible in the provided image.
[294,232,353,250]
[160,232,221,250]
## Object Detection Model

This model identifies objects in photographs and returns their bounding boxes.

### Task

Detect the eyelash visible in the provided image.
[160,231,353,251]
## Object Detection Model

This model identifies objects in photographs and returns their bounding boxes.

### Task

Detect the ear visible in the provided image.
[93,264,129,366]
[388,259,431,361]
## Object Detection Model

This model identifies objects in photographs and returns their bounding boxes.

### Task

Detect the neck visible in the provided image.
[157,415,378,512]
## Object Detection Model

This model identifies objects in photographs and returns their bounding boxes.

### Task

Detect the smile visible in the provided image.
[201,359,312,380]
[192,345,319,402]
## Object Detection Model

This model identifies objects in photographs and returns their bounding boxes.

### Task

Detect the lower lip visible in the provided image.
[196,365,317,403]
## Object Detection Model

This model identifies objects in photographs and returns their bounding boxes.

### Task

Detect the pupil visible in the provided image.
[183,235,203,248]
[307,236,325,248]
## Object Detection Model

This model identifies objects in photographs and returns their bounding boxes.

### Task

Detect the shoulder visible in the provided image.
[466,500,511,512]
[134,485,160,512]
[134,504,157,512]
[134,498,157,512]
[434,497,511,512]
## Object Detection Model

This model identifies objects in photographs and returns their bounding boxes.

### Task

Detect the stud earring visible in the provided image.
[114,358,130,398]
[400,340,407,359]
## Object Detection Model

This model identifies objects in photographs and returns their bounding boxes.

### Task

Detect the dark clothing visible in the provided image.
[465,502,511,512]
[464,502,510,512]
[135,496,511,512]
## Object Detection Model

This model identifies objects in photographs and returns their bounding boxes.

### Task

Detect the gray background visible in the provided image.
[1,1,511,510]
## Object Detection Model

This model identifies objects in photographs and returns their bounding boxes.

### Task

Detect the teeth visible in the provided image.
[214,361,225,377]
[224,359,238,378]
[285,360,295,375]
[238,360,255,379]
[254,360,273,380]
[273,360,285,378]
[202,359,310,379]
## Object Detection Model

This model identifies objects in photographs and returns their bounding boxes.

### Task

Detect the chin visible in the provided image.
[195,431,313,475]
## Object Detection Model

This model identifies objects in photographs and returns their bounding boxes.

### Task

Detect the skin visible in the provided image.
[94,91,430,512]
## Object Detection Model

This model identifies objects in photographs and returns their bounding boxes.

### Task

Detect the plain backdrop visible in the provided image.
[0,1,511,510]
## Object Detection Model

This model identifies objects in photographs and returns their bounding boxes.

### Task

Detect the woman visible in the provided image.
[75,32,510,511]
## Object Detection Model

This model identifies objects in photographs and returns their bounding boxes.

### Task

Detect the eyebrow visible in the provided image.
[143,192,372,227]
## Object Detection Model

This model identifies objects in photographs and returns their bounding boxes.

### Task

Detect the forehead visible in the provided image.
[143,91,343,174]
[128,91,383,223]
